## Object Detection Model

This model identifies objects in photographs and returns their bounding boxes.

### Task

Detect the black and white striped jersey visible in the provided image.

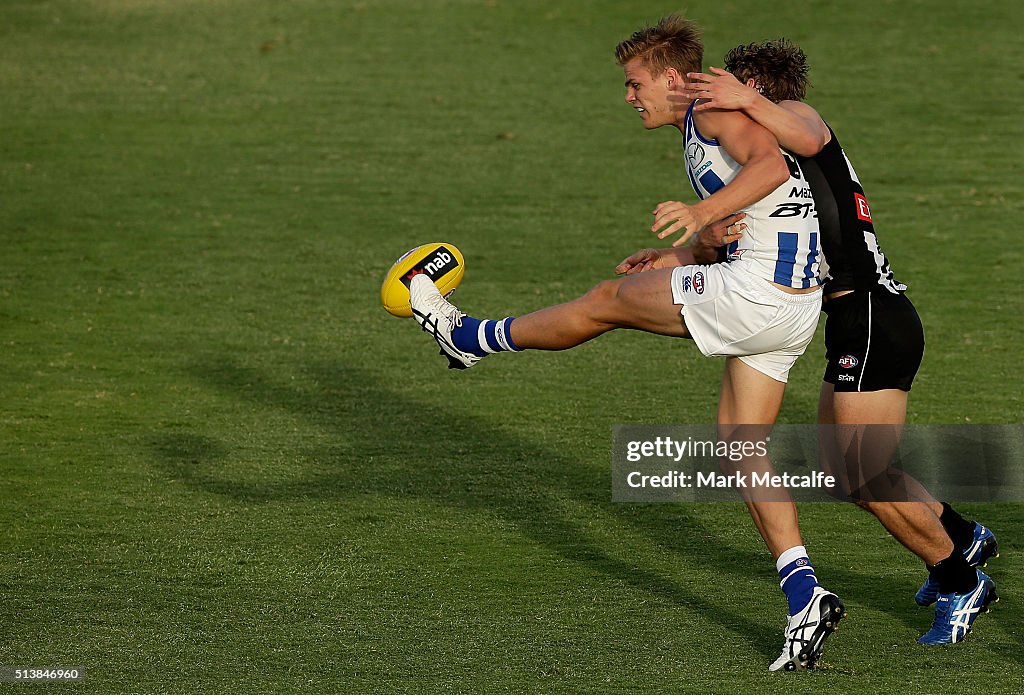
[796,126,906,295]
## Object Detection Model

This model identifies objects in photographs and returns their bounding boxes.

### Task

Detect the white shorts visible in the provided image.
[670,262,822,383]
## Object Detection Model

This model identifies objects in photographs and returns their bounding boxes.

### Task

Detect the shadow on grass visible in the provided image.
[148,359,993,665]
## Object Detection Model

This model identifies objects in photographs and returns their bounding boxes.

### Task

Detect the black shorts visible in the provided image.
[822,290,924,392]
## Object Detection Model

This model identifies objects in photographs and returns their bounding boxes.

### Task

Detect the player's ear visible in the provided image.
[664,67,683,88]
[745,78,757,89]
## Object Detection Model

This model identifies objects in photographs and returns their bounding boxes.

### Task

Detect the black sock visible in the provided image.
[939,502,976,550]
[929,551,977,595]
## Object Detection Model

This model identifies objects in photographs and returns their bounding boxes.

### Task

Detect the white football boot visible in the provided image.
[769,586,846,672]
[409,274,481,370]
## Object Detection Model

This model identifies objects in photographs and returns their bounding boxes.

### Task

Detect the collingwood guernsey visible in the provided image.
[683,101,821,289]
[795,125,906,294]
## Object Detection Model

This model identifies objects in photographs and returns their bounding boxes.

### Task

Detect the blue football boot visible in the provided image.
[918,570,997,645]
[916,523,999,607]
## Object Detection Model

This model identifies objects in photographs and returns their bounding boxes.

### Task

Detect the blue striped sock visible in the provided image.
[777,545,819,615]
[452,316,520,357]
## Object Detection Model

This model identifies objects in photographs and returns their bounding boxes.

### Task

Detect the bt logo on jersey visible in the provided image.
[854,193,873,223]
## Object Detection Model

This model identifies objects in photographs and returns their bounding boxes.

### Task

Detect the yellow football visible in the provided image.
[380,242,465,318]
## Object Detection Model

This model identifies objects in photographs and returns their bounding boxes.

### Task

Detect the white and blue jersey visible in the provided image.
[684,102,822,289]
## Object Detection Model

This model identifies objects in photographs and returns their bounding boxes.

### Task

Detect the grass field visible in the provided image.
[2,0,1023,692]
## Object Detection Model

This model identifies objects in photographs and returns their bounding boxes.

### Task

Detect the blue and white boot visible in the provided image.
[916,523,999,607]
[918,569,998,645]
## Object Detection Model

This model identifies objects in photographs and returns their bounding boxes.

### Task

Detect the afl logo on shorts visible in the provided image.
[693,271,705,295]
[838,355,859,369]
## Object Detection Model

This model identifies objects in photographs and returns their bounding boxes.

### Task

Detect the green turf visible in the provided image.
[1,0,1022,692]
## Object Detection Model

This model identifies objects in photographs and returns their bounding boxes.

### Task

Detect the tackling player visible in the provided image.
[675,39,998,645]
[409,16,844,671]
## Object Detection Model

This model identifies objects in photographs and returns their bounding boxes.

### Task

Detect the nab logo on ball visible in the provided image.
[400,246,459,288]
[381,242,465,318]
[838,355,859,369]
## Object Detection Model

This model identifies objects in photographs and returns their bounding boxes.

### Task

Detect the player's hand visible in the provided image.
[684,67,758,112]
[652,200,711,247]
[701,212,747,247]
[615,248,663,275]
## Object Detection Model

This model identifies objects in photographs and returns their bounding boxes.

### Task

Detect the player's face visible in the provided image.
[623,59,681,129]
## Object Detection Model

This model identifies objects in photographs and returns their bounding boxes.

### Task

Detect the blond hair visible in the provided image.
[615,14,703,77]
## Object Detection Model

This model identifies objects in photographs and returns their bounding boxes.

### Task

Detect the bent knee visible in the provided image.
[579,279,627,320]
[585,278,623,303]
[573,276,634,329]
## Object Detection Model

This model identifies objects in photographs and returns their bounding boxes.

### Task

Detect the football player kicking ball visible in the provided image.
[673,39,998,645]
[410,16,844,672]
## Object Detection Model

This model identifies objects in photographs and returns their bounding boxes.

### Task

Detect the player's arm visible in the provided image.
[614,246,695,275]
[689,108,789,226]
[621,208,746,272]
[652,110,788,247]
[618,211,748,274]
[686,67,829,157]
[741,99,829,157]
[690,233,723,265]
[699,212,746,253]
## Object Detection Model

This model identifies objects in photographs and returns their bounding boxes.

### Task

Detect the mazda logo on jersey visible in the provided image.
[686,143,705,168]
[693,271,705,294]
[838,355,859,369]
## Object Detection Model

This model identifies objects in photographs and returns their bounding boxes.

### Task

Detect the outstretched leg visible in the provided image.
[508,268,690,349]
[408,268,693,368]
